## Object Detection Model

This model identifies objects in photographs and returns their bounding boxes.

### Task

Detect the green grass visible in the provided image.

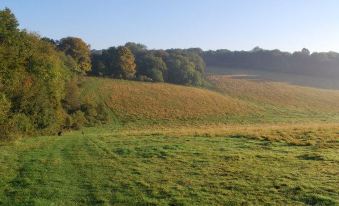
[1,77,339,205]
[0,127,338,205]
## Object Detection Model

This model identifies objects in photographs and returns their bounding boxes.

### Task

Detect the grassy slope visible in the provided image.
[208,75,339,123]
[0,77,339,205]
[80,77,251,122]
[80,77,339,125]
[208,75,339,113]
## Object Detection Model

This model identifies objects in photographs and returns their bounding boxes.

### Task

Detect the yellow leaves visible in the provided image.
[116,46,136,78]
[58,37,91,73]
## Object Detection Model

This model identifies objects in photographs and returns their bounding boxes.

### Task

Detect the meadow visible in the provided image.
[1,4,338,206]
[0,75,338,205]
[0,124,338,205]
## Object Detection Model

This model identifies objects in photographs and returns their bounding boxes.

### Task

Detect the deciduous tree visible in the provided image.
[58,37,91,74]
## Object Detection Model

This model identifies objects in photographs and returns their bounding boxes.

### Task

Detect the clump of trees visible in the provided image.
[91,43,206,86]
[0,8,68,139]
[203,47,339,78]
[0,8,109,140]
[57,37,92,74]
[91,46,137,79]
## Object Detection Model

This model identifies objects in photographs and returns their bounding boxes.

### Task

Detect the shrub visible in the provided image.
[0,123,15,140]
[0,93,10,124]
[11,113,34,134]
[64,115,73,129]
[149,69,164,82]
[71,111,87,130]
[0,114,33,140]
[95,103,110,123]
[137,75,152,82]
[63,78,81,113]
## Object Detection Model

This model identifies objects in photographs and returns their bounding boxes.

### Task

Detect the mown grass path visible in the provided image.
[0,129,338,205]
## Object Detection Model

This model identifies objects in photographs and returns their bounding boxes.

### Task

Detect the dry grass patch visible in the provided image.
[119,122,339,146]
[208,75,339,113]
[81,77,252,120]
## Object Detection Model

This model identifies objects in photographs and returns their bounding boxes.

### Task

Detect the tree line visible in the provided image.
[203,47,339,78]
[0,8,206,139]
[91,44,206,86]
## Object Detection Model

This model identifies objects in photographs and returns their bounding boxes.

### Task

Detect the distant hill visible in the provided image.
[203,49,339,80]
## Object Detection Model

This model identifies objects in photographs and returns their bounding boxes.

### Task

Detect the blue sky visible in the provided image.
[1,0,339,52]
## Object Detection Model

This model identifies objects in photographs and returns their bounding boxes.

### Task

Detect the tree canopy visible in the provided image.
[0,8,110,139]
[203,48,339,79]
[90,43,206,86]
[0,8,69,138]
[58,37,91,74]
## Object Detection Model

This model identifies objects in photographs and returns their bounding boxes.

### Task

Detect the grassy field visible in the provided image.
[0,76,339,205]
[0,125,338,205]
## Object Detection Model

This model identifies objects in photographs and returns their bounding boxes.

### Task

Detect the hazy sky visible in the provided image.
[1,0,339,52]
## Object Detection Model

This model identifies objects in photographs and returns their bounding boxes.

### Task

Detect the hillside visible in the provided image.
[1,3,339,205]
[79,77,339,126]
[208,75,339,113]
[80,77,252,122]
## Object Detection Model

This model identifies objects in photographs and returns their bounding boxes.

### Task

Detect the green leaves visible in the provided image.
[166,51,205,86]
[0,8,19,44]
[90,44,206,86]
[137,53,167,82]
[0,8,71,139]
[0,93,10,124]
[58,37,92,74]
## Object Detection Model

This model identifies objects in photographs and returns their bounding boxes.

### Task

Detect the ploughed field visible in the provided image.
[0,75,338,205]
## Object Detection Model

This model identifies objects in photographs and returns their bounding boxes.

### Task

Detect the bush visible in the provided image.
[63,78,81,113]
[0,93,11,124]
[79,100,111,126]
[12,113,34,134]
[137,75,152,82]
[0,114,33,140]
[64,115,73,129]
[191,71,203,86]
[80,98,97,125]
[95,103,110,123]
[149,69,164,82]
[0,123,15,140]
[71,111,87,130]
